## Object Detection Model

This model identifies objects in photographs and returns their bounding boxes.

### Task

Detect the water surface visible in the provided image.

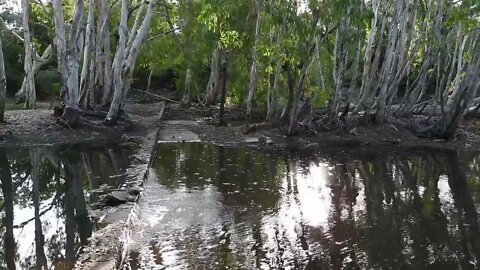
[125,143,480,269]
[0,145,133,269]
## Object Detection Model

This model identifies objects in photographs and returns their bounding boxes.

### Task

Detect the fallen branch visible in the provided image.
[134,89,179,103]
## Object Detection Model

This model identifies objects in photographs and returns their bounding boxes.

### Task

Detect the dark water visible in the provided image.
[124,143,480,270]
[0,145,133,269]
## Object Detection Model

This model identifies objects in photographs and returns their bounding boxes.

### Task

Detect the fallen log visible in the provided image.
[134,89,179,104]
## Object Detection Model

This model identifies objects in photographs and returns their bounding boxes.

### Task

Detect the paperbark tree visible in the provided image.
[245,0,262,128]
[420,35,480,139]
[52,0,84,126]
[79,0,96,108]
[21,0,36,109]
[205,46,223,106]
[104,0,159,125]
[266,25,283,121]
[15,45,54,103]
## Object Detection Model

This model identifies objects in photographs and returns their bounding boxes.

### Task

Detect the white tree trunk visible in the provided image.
[65,0,84,111]
[182,65,193,104]
[266,26,283,121]
[105,0,159,124]
[354,0,382,113]
[22,0,36,109]
[205,46,221,105]
[79,0,95,105]
[245,2,262,121]
[0,36,5,122]
[105,0,129,124]
[15,45,53,103]
[100,0,112,106]
[52,0,68,105]
[53,0,84,125]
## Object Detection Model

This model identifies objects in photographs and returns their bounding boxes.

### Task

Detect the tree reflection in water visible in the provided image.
[126,143,480,269]
[0,145,132,269]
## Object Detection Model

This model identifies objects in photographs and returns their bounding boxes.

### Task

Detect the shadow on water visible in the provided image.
[0,144,133,269]
[124,143,480,270]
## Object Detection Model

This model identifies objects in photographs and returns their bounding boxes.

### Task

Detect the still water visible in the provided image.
[125,143,480,270]
[0,145,133,269]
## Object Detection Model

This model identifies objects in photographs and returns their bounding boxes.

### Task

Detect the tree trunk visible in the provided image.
[53,0,83,126]
[62,0,84,126]
[266,26,283,122]
[205,46,222,105]
[15,45,54,104]
[52,0,68,105]
[280,67,295,121]
[288,65,308,135]
[22,0,36,109]
[421,38,480,139]
[105,0,128,125]
[245,2,262,126]
[354,3,385,113]
[146,69,153,93]
[182,64,193,105]
[219,59,228,126]
[0,36,5,122]
[105,0,159,125]
[100,0,112,106]
[79,0,96,107]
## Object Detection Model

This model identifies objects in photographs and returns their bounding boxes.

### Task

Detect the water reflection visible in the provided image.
[0,145,132,269]
[126,143,480,269]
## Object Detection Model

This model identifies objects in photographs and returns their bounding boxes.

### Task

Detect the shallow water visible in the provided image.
[0,145,133,269]
[123,143,480,270]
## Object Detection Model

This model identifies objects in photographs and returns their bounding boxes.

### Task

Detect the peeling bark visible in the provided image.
[22,0,36,109]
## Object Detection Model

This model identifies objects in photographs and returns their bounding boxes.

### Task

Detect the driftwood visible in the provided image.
[134,88,179,104]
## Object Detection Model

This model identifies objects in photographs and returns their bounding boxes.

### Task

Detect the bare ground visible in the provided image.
[160,103,480,152]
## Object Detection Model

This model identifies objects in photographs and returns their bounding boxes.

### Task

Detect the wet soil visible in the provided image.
[3,101,480,152]
[160,103,480,153]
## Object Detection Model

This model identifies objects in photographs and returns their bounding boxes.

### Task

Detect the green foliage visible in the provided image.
[0,32,24,96]
[35,69,60,98]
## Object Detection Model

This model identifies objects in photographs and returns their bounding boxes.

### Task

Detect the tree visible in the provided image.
[0,35,6,121]
[21,0,36,109]
[104,0,159,125]
[52,0,83,125]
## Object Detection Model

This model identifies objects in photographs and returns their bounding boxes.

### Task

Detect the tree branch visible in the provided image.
[0,17,24,43]
[147,23,186,42]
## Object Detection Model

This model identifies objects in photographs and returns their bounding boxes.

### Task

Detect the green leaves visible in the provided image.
[219,30,243,49]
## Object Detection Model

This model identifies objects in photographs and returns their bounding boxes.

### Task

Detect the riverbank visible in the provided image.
[161,103,480,152]
[2,101,480,151]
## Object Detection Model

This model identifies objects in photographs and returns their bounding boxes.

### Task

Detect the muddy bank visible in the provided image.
[160,103,480,152]
[0,109,130,148]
